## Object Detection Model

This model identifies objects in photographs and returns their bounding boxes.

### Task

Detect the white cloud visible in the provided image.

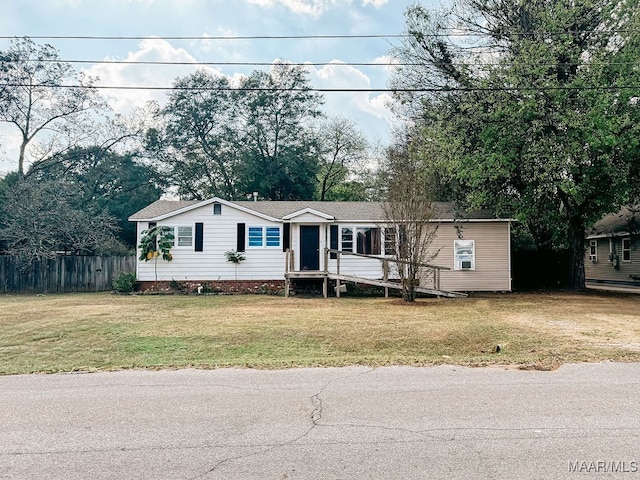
[361,0,389,6]
[85,38,225,114]
[307,60,395,142]
[246,0,343,17]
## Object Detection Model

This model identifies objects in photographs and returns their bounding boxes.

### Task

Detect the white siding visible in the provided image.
[136,205,286,281]
[135,205,512,291]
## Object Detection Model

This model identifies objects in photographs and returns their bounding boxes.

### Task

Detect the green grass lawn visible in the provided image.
[1,291,639,374]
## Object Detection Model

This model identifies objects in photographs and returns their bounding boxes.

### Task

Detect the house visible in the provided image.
[585,207,640,293]
[128,198,513,295]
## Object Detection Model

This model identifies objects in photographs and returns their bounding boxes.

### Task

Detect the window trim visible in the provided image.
[454,239,475,271]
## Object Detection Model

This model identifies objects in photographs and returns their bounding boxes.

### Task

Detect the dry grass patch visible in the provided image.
[0,291,639,374]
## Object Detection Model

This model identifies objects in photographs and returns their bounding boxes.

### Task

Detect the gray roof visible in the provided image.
[589,207,640,236]
[129,199,499,222]
[129,200,201,220]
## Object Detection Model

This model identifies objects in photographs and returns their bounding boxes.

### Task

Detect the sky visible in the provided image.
[0,0,445,175]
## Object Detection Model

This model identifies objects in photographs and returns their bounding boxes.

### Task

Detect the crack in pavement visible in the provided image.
[190,368,374,479]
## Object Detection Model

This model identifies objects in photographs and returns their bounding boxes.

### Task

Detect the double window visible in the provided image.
[339,226,381,255]
[248,226,281,248]
[162,226,193,247]
[454,240,475,270]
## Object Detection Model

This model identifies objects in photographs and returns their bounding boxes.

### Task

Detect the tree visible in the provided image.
[0,38,104,179]
[315,116,369,201]
[380,140,440,302]
[147,71,242,200]
[236,61,324,200]
[29,146,163,248]
[0,175,118,263]
[138,225,174,284]
[391,0,640,289]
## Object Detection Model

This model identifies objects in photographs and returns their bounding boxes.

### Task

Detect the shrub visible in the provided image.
[112,272,137,293]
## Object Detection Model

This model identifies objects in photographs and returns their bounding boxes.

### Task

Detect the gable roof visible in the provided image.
[129,198,501,223]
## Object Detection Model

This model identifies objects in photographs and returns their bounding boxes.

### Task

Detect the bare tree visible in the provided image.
[0,38,103,179]
[0,176,118,263]
[381,141,440,302]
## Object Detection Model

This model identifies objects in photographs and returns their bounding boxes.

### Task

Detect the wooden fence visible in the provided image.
[0,255,136,293]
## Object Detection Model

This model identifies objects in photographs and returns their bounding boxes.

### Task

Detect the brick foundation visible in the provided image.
[136,280,285,295]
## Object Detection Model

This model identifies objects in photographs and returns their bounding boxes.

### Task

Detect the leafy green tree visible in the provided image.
[146,71,242,200]
[391,0,640,289]
[29,146,163,248]
[138,225,174,283]
[236,62,324,200]
[0,38,104,179]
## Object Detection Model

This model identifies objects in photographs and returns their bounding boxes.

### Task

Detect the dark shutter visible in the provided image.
[283,223,291,252]
[237,223,246,252]
[330,225,338,259]
[195,223,204,252]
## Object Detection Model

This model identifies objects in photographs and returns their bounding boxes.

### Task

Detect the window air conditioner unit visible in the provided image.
[461,261,472,270]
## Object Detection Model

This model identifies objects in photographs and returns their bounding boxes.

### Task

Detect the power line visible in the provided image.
[3,82,639,93]
[0,34,407,41]
[1,29,640,41]
[11,58,640,69]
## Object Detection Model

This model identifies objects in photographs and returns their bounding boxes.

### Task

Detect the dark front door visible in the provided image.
[300,225,320,270]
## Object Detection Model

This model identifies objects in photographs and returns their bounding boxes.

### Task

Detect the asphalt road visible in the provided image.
[1,363,639,479]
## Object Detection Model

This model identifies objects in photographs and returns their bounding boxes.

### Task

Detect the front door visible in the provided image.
[300,225,320,270]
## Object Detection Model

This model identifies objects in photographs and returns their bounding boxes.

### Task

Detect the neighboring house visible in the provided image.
[585,207,640,293]
[128,198,513,294]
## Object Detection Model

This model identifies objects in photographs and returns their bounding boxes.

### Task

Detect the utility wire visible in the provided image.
[3,82,639,93]
[9,58,640,69]
[2,29,640,40]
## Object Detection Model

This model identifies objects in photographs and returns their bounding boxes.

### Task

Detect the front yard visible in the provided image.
[1,291,639,374]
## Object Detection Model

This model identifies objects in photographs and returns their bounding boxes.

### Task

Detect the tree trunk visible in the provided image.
[568,218,586,290]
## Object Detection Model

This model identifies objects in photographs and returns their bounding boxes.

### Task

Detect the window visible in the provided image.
[177,226,193,247]
[589,240,597,262]
[384,227,396,256]
[357,227,381,255]
[454,240,475,270]
[248,226,281,248]
[163,227,175,246]
[266,227,280,247]
[341,227,353,252]
[213,203,222,215]
[248,227,263,247]
[622,237,631,262]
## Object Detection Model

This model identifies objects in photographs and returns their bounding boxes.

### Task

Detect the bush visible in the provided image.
[112,272,137,293]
